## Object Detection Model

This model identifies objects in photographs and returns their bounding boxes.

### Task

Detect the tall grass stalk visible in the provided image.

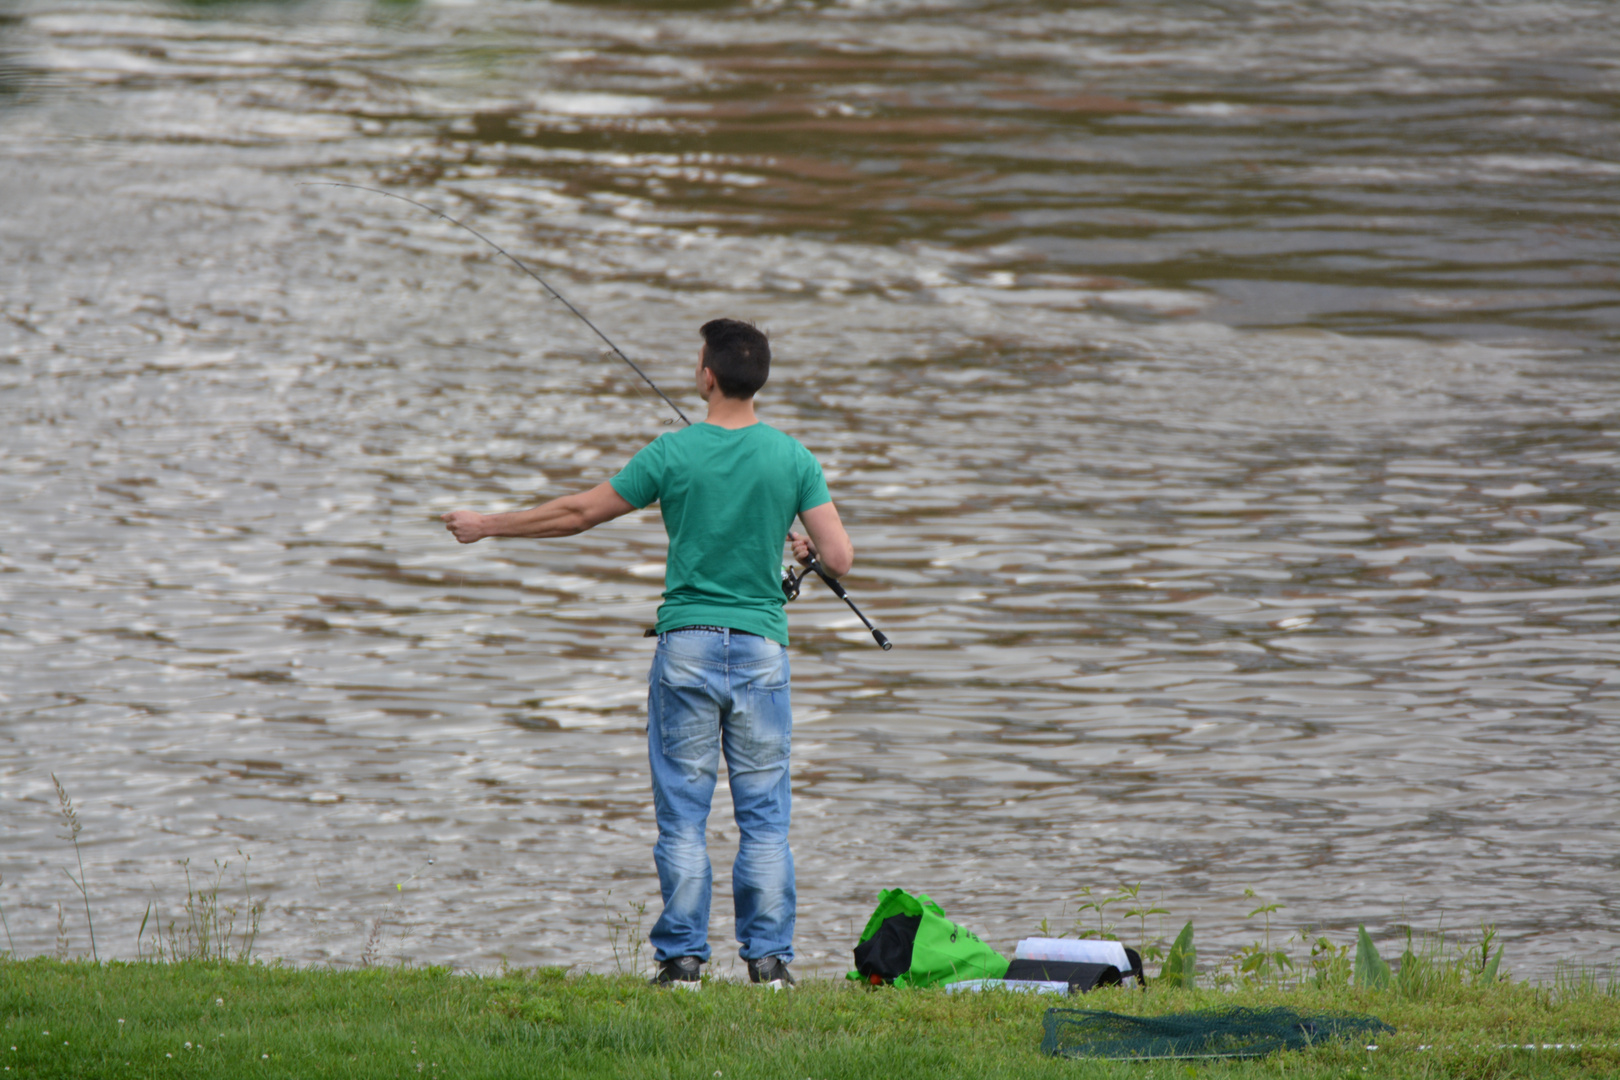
[51,774,97,962]
[144,855,263,963]
[0,873,16,956]
[603,892,649,978]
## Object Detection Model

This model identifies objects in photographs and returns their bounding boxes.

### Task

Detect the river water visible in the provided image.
[2,0,1617,979]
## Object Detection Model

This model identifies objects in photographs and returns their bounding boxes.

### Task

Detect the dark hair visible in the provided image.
[699,318,770,399]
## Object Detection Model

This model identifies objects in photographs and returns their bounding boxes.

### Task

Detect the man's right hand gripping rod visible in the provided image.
[783,556,892,650]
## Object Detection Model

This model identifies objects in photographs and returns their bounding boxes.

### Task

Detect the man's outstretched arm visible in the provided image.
[789,501,854,577]
[442,482,636,544]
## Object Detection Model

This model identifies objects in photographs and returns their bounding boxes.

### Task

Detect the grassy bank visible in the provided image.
[3,959,1618,1079]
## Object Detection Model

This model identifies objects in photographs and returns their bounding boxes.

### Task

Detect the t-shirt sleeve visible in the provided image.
[610,437,665,510]
[796,442,831,513]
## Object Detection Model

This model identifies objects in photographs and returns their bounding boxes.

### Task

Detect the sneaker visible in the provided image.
[747,955,795,989]
[650,956,703,989]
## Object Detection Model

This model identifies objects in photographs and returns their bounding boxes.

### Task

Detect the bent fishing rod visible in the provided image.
[304,180,892,651]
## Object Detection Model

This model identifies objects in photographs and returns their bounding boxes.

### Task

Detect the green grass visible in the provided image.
[3,959,1618,1079]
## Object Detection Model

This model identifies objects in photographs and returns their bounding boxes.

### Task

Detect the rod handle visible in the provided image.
[872,629,892,651]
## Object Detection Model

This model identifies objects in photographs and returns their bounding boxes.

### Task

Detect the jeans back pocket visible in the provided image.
[729,650,792,769]
[656,654,722,768]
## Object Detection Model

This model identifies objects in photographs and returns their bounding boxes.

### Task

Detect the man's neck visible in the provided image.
[702,394,758,430]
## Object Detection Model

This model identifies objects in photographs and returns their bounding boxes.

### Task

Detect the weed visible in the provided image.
[51,773,97,962]
[603,892,649,978]
[1072,884,1122,941]
[0,873,14,956]
[1354,924,1390,991]
[1305,933,1350,989]
[1553,959,1620,1000]
[1380,922,1507,998]
[1119,883,1170,965]
[1229,888,1291,988]
[357,856,435,968]
[1474,921,1504,984]
[144,855,263,963]
[360,915,388,969]
[1158,921,1196,989]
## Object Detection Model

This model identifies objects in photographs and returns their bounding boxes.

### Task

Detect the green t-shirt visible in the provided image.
[610,422,831,646]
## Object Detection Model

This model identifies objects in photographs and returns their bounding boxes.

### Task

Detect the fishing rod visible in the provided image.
[304,180,891,650]
[784,555,892,651]
[299,181,690,425]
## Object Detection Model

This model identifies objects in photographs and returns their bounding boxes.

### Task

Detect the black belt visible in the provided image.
[646,625,761,638]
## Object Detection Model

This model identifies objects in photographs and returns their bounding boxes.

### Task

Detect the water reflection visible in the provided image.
[1,0,1617,976]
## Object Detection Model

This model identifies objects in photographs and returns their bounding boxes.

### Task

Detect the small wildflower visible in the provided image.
[185,1042,193,1049]
[216,998,224,1006]
[262,1053,269,1059]
[166,1054,173,1059]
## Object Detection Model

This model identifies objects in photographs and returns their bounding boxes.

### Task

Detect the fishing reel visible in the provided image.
[782,562,811,601]
[780,556,891,650]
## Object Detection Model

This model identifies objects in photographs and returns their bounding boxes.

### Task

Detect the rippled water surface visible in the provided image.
[3,0,1618,977]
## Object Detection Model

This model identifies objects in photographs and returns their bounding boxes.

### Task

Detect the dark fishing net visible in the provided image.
[1042,1006,1394,1061]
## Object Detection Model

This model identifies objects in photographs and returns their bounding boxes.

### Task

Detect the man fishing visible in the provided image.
[441,318,852,989]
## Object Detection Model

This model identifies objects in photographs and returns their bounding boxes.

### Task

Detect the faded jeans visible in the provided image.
[646,628,795,964]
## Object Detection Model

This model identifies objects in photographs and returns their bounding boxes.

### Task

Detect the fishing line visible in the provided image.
[299,181,691,426]
[303,180,890,649]
[394,857,435,894]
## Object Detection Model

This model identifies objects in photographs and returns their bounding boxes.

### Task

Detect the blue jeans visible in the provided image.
[647,628,795,964]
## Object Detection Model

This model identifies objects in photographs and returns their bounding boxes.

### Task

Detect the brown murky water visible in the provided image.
[2,0,1618,978]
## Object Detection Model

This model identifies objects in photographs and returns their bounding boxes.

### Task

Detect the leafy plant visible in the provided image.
[1231,888,1292,987]
[1355,924,1391,990]
[1474,922,1503,984]
[1157,921,1196,989]
[1306,933,1350,989]
[1073,884,1132,941]
[1119,883,1170,964]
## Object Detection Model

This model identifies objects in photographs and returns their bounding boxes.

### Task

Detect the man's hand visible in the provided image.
[788,531,816,566]
[794,503,853,577]
[442,510,488,544]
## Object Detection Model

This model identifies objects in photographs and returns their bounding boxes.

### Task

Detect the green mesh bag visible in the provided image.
[1042,1006,1393,1061]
